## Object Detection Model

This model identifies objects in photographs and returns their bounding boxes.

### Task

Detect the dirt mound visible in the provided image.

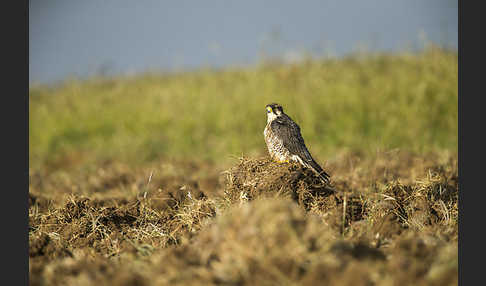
[187,198,387,285]
[34,197,456,286]
[225,156,458,236]
[224,157,335,206]
[29,152,458,285]
[29,190,216,259]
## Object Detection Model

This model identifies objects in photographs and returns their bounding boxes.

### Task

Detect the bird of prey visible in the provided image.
[263,103,330,184]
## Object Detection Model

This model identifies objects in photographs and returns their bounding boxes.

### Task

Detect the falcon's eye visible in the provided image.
[266,107,272,113]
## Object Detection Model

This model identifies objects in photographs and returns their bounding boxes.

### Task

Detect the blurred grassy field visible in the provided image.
[29,46,457,170]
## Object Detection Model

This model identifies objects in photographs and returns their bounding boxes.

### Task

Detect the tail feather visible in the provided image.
[292,154,331,184]
[307,158,331,184]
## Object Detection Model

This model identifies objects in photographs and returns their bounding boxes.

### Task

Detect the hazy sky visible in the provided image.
[29,0,457,84]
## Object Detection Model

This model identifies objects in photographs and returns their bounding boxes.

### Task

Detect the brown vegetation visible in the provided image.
[29,150,457,285]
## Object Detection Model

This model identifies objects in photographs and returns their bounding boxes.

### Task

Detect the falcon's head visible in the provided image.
[265,103,284,123]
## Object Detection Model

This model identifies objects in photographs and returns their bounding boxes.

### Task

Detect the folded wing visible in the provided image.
[270,116,330,183]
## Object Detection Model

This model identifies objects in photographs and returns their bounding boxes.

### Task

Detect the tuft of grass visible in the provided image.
[29,47,457,170]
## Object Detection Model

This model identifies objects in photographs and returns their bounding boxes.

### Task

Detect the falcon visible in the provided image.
[263,103,330,184]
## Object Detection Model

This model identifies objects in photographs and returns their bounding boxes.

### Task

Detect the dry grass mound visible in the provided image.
[29,151,458,285]
[31,198,457,286]
[224,154,457,235]
[224,157,334,205]
[29,187,217,286]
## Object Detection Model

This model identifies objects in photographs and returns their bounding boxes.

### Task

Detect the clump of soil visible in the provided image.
[224,157,334,204]
[224,157,380,234]
[29,190,216,259]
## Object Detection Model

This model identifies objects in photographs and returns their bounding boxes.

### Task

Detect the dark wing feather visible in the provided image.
[270,115,330,183]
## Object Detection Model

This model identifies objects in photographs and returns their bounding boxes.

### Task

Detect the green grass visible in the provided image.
[29,46,457,170]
